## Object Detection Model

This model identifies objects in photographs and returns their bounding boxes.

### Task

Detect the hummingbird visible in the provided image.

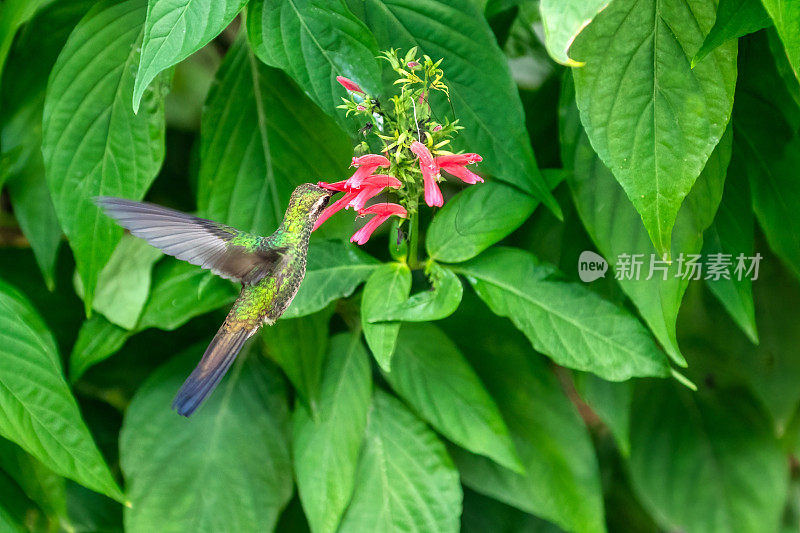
[95,183,334,417]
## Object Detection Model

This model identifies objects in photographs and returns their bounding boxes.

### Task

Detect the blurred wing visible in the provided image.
[95,197,286,284]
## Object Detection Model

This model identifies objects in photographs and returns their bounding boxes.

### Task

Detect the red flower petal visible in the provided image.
[336,76,364,93]
[352,154,391,168]
[434,153,482,166]
[439,164,484,185]
[424,174,444,207]
[350,203,407,245]
[312,192,357,231]
[317,180,348,192]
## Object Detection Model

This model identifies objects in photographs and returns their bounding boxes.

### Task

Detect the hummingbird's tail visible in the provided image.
[172,324,255,417]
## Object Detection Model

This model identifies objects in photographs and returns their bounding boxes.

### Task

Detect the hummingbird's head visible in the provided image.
[288,183,335,224]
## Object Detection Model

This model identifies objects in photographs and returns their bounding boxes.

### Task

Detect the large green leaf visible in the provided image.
[573,373,632,456]
[136,259,237,331]
[735,31,800,279]
[260,307,332,412]
[761,0,800,81]
[570,0,737,254]
[1,0,94,288]
[457,248,670,380]
[132,0,247,112]
[693,0,771,66]
[561,77,732,364]
[443,293,605,533]
[82,234,162,330]
[538,0,609,66]
[702,150,758,344]
[247,0,381,123]
[361,262,411,371]
[69,315,132,382]
[197,37,351,237]
[42,0,167,313]
[351,0,560,215]
[284,240,379,318]
[293,333,371,533]
[368,263,462,322]
[120,351,293,532]
[427,172,563,264]
[628,381,787,533]
[339,390,462,533]
[0,279,122,502]
[386,323,521,472]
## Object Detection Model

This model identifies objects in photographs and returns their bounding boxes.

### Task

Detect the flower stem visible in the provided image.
[407,212,420,269]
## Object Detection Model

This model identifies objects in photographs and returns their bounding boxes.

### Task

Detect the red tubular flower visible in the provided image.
[313,192,357,231]
[351,203,407,245]
[435,153,484,184]
[336,76,364,94]
[347,175,402,211]
[410,141,443,207]
[346,154,391,188]
[317,179,348,192]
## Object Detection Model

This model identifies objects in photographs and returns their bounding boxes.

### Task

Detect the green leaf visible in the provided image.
[457,248,670,380]
[767,28,800,107]
[628,381,788,533]
[702,151,758,344]
[7,168,62,290]
[69,315,132,382]
[352,0,560,215]
[66,482,124,533]
[1,0,94,289]
[0,279,123,502]
[261,307,333,412]
[735,31,800,279]
[386,323,521,472]
[197,37,352,238]
[368,263,462,322]
[0,0,47,79]
[561,76,732,365]
[570,0,737,254]
[427,173,563,264]
[132,0,247,113]
[339,390,462,533]
[361,262,411,371]
[693,0,771,66]
[293,333,371,533]
[136,259,237,332]
[0,439,66,522]
[247,0,381,123]
[538,0,610,66]
[42,0,167,313]
[0,469,31,533]
[87,234,162,330]
[461,489,564,533]
[761,0,800,82]
[284,240,379,319]
[120,351,293,531]
[573,373,632,456]
[444,294,605,533]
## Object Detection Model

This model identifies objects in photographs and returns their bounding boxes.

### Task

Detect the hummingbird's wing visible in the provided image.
[95,197,287,284]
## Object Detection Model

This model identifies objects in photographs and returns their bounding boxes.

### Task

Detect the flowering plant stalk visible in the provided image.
[316,48,484,268]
